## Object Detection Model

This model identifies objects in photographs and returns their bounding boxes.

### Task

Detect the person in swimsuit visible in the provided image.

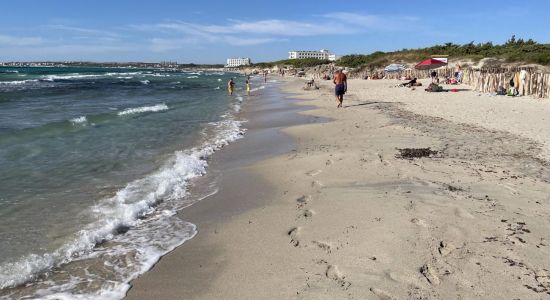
[246,79,251,96]
[333,69,347,108]
[228,78,234,96]
[402,77,417,87]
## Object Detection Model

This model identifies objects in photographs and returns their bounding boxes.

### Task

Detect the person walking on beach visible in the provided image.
[227,78,235,96]
[246,79,251,96]
[333,69,347,108]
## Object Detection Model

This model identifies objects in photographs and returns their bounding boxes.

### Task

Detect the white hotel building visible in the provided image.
[288,49,338,61]
[225,57,251,68]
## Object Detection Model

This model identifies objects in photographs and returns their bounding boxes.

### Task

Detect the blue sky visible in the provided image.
[0,0,548,63]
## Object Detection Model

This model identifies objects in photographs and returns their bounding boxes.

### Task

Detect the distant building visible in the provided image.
[288,49,338,61]
[225,57,251,68]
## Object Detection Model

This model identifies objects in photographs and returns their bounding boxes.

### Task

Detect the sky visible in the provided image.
[0,0,548,64]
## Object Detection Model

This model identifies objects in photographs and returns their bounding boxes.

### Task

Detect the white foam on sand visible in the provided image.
[117,104,168,116]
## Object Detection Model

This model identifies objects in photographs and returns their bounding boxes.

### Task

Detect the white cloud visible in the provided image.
[0,34,43,46]
[322,12,420,31]
[201,19,347,36]
[1,12,422,60]
[47,25,120,37]
[130,12,420,49]
[148,35,282,52]
[223,36,284,46]
[322,12,381,27]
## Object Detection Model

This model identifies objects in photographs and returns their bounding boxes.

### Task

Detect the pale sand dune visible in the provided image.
[127,78,550,299]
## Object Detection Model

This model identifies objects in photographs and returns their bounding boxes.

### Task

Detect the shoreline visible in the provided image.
[127,77,550,299]
[125,77,327,299]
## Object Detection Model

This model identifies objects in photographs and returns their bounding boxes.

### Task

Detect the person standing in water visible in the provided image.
[227,78,235,96]
[333,69,347,108]
[246,79,251,96]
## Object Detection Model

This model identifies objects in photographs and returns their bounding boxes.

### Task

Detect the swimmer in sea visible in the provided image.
[228,78,234,95]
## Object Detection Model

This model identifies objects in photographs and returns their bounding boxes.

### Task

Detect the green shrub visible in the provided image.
[336,36,550,69]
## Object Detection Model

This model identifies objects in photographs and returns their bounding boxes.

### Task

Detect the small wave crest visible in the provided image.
[140,80,150,85]
[69,116,87,125]
[117,104,168,116]
[0,79,39,85]
[41,74,102,81]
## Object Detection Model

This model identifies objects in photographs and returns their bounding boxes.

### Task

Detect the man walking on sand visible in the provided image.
[333,69,347,108]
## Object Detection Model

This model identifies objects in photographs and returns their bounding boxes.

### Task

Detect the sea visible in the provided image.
[0,66,259,299]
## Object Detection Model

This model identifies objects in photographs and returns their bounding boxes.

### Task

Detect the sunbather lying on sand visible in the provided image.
[401,78,417,87]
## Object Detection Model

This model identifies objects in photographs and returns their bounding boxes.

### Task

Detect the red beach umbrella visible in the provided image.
[415,58,447,70]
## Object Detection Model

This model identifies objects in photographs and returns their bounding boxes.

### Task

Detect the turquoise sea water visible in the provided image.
[0,66,250,299]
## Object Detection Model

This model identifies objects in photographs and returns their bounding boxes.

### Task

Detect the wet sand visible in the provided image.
[127,78,550,299]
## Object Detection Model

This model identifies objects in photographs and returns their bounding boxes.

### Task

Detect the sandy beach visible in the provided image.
[126,77,550,299]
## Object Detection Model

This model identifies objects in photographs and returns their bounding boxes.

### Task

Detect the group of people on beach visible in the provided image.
[227,72,268,97]
[227,69,347,108]
[227,76,251,96]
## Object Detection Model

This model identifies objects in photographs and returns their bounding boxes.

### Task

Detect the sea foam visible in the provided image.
[0,116,246,299]
[117,104,168,116]
[0,79,39,85]
[69,116,87,125]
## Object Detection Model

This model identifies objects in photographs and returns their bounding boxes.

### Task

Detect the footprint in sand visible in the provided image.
[411,218,428,227]
[312,240,332,253]
[302,209,315,219]
[296,195,311,208]
[312,180,324,188]
[288,227,301,247]
[420,263,440,285]
[306,169,323,177]
[438,241,455,256]
[325,265,351,289]
[370,287,397,300]
[535,269,550,288]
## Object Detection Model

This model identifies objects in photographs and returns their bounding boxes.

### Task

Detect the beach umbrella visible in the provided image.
[384,64,407,73]
[415,58,447,70]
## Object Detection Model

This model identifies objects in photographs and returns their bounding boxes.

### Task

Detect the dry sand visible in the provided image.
[127,78,550,299]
